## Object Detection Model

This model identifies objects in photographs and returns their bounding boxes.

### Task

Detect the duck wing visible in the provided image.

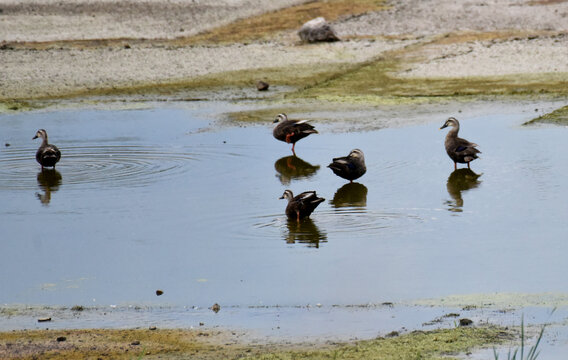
[274,120,317,142]
[454,137,481,154]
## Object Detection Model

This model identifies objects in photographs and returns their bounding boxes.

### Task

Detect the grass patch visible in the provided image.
[524,104,568,125]
[171,0,389,45]
[249,326,512,360]
[0,326,514,360]
[290,53,568,103]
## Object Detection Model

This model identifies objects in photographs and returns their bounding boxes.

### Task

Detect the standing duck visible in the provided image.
[328,149,366,183]
[33,129,61,170]
[440,117,480,170]
[273,113,318,154]
[279,190,325,221]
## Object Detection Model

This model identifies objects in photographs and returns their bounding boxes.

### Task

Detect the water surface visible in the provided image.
[1,103,567,332]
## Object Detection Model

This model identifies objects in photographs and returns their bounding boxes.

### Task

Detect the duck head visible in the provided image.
[279,189,294,201]
[33,129,48,140]
[440,117,459,130]
[273,113,288,123]
[349,149,365,160]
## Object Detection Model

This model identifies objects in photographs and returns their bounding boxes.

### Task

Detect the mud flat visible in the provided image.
[1,0,568,107]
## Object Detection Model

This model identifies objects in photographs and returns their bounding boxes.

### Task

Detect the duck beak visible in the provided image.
[279,195,284,199]
[439,124,448,130]
[32,135,38,139]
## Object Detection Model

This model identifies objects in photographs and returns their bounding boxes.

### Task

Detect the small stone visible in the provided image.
[56,336,66,342]
[210,303,220,313]
[149,326,157,331]
[256,80,269,91]
[131,340,140,346]
[71,305,84,311]
[156,290,164,296]
[459,318,473,326]
[38,317,51,322]
[5,143,10,147]
[199,322,204,326]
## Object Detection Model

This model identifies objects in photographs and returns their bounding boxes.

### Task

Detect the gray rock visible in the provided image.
[298,17,339,43]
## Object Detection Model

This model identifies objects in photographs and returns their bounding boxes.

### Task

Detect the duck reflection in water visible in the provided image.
[330,182,368,208]
[284,218,327,248]
[36,169,62,205]
[445,168,482,212]
[274,155,320,185]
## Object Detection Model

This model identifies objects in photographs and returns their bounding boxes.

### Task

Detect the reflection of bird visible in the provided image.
[33,129,61,170]
[279,190,325,221]
[440,117,480,170]
[284,218,327,248]
[446,168,482,212]
[331,182,368,208]
[328,149,366,183]
[273,113,318,154]
[274,155,320,185]
[36,169,62,205]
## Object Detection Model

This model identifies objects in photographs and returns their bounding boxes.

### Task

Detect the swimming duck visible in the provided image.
[440,117,480,170]
[328,149,366,183]
[279,190,325,221]
[273,113,318,154]
[33,129,61,170]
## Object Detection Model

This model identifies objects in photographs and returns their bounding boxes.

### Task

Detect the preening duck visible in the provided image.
[33,129,61,170]
[273,113,318,154]
[440,117,480,170]
[279,190,325,221]
[328,148,366,183]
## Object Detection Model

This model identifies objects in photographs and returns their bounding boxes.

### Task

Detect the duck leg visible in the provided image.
[454,162,457,170]
[291,142,296,155]
[296,210,301,222]
[467,162,471,169]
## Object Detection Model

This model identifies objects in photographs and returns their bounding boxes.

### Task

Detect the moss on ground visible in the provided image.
[0,325,514,360]
[524,104,568,125]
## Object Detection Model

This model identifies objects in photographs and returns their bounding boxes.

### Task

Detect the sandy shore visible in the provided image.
[1,0,568,102]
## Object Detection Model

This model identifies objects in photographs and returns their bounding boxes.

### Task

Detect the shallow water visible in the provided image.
[1,104,567,331]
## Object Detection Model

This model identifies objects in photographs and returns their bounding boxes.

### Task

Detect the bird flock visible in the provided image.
[32,114,480,221]
[273,113,480,221]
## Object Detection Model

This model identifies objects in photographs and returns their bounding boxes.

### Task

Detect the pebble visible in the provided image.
[131,340,140,346]
[156,289,164,296]
[56,336,66,342]
[38,317,51,322]
[210,303,221,313]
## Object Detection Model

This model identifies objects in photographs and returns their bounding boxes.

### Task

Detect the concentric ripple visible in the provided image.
[0,145,197,190]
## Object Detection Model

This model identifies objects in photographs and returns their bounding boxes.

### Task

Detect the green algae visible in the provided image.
[524,105,568,125]
[249,326,513,360]
[0,325,515,360]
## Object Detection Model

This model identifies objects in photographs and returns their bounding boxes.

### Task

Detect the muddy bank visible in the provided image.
[1,0,568,103]
[0,325,514,360]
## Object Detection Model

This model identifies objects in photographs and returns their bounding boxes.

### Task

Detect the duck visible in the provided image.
[328,149,366,183]
[440,117,480,170]
[273,113,318,154]
[279,190,325,221]
[33,129,61,170]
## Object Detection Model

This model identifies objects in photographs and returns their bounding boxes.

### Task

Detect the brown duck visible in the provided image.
[328,149,366,183]
[279,190,325,221]
[33,129,61,170]
[440,117,480,170]
[273,113,318,154]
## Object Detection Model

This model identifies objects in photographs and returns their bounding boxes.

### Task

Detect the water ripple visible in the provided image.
[0,145,197,190]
